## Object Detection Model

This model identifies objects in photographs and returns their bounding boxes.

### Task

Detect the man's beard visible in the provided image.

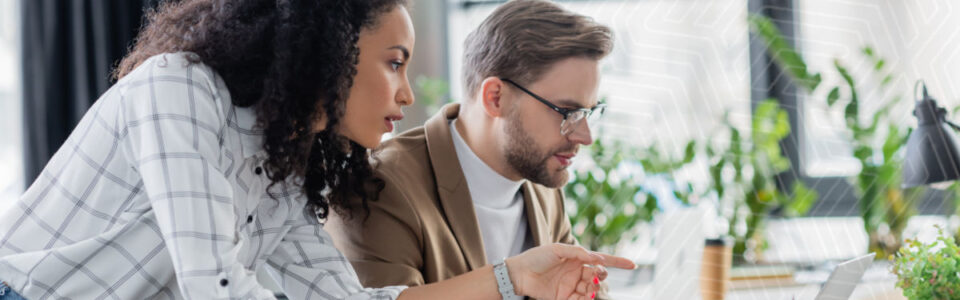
[503,113,575,188]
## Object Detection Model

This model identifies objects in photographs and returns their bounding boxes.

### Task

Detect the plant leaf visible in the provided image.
[827,87,841,107]
[785,181,818,217]
[748,14,820,91]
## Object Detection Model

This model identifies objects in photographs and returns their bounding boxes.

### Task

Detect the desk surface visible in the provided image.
[606,262,906,300]
[609,279,903,300]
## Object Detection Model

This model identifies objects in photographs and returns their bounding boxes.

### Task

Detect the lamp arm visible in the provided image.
[946,120,960,132]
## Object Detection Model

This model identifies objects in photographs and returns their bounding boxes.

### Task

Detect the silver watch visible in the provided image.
[493,259,523,300]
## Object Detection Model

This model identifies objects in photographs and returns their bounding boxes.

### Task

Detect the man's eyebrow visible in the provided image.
[388,45,410,60]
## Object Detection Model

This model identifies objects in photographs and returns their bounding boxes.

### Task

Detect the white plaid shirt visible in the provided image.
[0,52,406,300]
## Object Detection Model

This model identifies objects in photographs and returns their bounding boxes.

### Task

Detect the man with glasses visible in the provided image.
[326,0,613,294]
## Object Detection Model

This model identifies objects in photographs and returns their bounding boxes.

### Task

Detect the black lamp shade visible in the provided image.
[903,98,960,188]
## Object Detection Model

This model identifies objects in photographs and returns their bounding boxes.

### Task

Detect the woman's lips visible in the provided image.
[384,114,404,132]
[384,118,394,132]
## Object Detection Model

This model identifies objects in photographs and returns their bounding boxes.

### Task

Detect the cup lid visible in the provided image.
[705,236,734,246]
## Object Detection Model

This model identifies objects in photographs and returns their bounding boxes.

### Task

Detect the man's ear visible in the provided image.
[479,77,507,118]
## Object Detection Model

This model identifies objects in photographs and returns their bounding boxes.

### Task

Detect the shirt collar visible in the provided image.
[210,66,264,159]
[230,105,264,159]
[449,119,524,207]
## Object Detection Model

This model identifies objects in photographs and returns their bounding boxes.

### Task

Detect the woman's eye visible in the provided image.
[390,61,403,71]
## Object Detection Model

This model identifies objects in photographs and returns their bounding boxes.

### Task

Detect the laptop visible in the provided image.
[814,253,875,300]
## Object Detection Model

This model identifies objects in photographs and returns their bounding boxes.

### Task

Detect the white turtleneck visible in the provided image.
[450,119,531,264]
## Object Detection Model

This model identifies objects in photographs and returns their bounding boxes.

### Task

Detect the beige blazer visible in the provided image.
[325,103,578,287]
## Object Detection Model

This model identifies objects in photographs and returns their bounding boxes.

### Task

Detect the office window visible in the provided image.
[0,0,22,213]
[798,0,960,177]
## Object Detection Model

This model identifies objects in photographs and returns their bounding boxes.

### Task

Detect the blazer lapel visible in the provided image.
[521,182,551,247]
[425,103,488,269]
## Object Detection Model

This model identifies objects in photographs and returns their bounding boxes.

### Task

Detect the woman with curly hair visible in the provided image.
[0,0,633,299]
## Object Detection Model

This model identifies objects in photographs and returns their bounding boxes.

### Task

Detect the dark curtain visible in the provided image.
[21,0,161,185]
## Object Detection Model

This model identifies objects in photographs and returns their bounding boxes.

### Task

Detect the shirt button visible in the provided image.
[219,278,229,287]
[247,215,254,224]
[254,167,263,175]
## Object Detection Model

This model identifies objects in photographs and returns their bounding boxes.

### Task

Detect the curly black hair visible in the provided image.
[116,0,407,219]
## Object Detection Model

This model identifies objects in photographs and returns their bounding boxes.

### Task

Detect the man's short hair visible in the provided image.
[462,0,613,99]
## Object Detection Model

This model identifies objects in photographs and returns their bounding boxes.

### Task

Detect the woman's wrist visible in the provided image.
[503,256,525,296]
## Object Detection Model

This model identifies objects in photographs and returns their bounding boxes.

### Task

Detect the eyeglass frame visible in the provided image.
[500,78,606,135]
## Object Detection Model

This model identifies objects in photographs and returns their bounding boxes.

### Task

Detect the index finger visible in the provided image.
[552,244,605,265]
[593,253,636,270]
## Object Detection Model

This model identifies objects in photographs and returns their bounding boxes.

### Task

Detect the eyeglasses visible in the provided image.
[501,78,606,136]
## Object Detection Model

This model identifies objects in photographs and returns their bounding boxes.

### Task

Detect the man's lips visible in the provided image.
[554,152,576,167]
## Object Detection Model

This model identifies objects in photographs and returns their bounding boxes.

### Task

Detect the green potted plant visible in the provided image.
[704,99,818,262]
[892,226,960,299]
[566,99,817,261]
[564,135,696,253]
[749,15,925,258]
